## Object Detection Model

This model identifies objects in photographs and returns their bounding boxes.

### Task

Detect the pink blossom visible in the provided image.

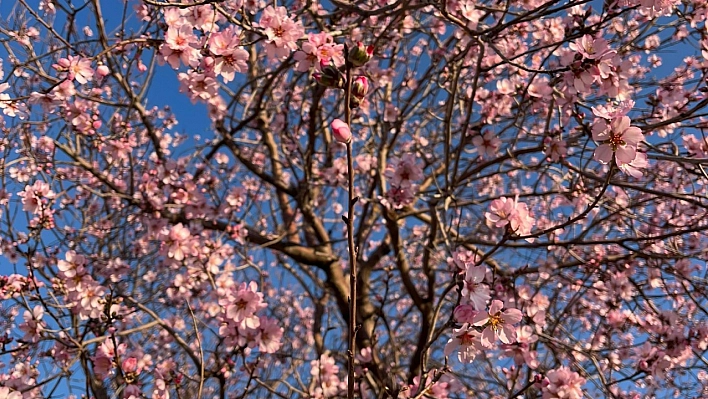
[592,116,644,164]
[444,323,481,363]
[453,304,478,324]
[502,326,539,369]
[209,27,249,82]
[544,136,567,162]
[53,55,94,84]
[258,316,283,353]
[543,366,586,399]
[448,248,480,271]
[294,32,344,72]
[569,35,613,60]
[472,131,501,158]
[166,223,194,261]
[485,196,535,239]
[224,281,266,329]
[383,181,417,209]
[19,306,45,342]
[177,70,219,104]
[159,25,200,69]
[18,180,55,214]
[471,300,523,347]
[461,265,490,310]
[0,387,22,399]
[351,76,369,99]
[258,6,305,60]
[385,154,423,186]
[486,197,516,228]
[310,353,345,397]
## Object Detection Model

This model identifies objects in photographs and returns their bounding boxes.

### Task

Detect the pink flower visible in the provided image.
[159,25,200,69]
[331,119,352,144]
[472,131,501,158]
[544,136,567,162]
[592,116,644,164]
[444,323,480,363]
[0,387,22,399]
[453,304,478,324]
[471,300,523,347]
[486,197,516,228]
[294,32,344,72]
[18,180,55,214]
[258,316,283,353]
[224,281,266,329]
[485,196,535,240]
[208,27,249,82]
[569,35,613,60]
[166,223,193,261]
[502,326,539,369]
[592,100,635,120]
[19,306,45,342]
[543,366,586,399]
[461,265,490,310]
[259,6,305,60]
[53,55,94,84]
[385,154,423,186]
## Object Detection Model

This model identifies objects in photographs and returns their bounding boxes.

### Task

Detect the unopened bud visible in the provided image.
[351,76,369,99]
[96,64,110,77]
[314,65,344,89]
[122,357,139,374]
[331,119,352,144]
[348,42,374,67]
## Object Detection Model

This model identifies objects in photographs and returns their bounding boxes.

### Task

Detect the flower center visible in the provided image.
[489,312,503,331]
[608,133,625,150]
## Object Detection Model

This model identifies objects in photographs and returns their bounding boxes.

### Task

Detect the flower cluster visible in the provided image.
[309,353,347,398]
[383,154,424,209]
[259,6,305,60]
[217,281,283,355]
[445,300,523,362]
[57,250,111,320]
[294,32,344,72]
[542,366,586,399]
[485,196,535,240]
[559,35,631,101]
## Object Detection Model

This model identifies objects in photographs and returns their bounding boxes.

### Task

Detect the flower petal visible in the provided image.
[502,308,523,324]
[489,300,504,314]
[615,145,636,164]
[621,126,643,146]
[594,144,613,164]
[480,327,496,348]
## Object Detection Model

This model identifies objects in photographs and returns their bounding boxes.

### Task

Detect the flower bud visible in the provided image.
[122,357,139,374]
[314,65,344,89]
[348,42,374,67]
[96,64,110,77]
[331,119,352,144]
[351,76,369,99]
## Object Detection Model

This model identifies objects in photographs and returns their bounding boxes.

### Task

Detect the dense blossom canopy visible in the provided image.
[2,0,708,398]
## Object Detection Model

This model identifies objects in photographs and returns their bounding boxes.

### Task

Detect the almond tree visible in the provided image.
[1,0,708,398]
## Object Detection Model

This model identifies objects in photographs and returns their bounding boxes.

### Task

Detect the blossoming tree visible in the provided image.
[2,0,708,397]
